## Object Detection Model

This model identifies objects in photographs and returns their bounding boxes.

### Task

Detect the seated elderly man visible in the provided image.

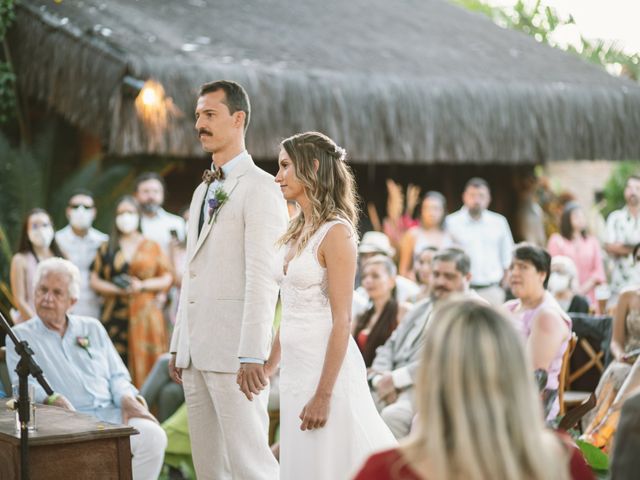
[6,258,167,480]
[368,247,482,438]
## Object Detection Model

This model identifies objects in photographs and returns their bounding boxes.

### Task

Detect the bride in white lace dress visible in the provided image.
[266,132,396,479]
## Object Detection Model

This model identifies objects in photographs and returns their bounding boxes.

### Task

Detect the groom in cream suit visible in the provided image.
[169,80,287,479]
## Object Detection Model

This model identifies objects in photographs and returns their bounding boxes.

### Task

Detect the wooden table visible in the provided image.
[0,404,136,479]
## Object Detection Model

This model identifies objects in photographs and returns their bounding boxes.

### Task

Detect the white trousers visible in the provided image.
[183,366,279,480]
[128,417,167,480]
[380,389,415,439]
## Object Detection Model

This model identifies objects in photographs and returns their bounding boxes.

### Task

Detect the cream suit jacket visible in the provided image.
[170,154,288,372]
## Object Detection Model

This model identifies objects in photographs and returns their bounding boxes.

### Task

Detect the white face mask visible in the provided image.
[547,272,571,293]
[116,213,139,234]
[28,226,54,249]
[69,206,95,230]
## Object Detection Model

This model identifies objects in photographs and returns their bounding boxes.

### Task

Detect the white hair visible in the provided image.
[34,258,81,300]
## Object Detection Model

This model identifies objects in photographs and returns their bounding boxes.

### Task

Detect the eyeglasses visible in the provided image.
[69,204,94,210]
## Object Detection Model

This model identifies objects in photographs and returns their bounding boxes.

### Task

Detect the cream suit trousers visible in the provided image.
[183,366,278,480]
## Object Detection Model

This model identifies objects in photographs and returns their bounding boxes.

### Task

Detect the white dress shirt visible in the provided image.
[55,225,108,318]
[201,150,247,223]
[446,207,514,286]
[140,207,186,255]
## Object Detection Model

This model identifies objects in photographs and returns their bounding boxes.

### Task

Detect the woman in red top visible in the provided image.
[353,255,406,367]
[353,300,593,480]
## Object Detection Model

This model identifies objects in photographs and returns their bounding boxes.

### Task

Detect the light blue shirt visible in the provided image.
[6,315,138,424]
[202,150,247,223]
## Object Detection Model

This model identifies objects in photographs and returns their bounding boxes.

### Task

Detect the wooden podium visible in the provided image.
[0,404,136,479]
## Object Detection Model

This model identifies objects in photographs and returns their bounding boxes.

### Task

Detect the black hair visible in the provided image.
[513,242,551,288]
[16,208,65,258]
[199,80,251,132]
[354,299,399,367]
[559,202,586,240]
[134,172,166,193]
[67,188,96,205]
[107,196,143,257]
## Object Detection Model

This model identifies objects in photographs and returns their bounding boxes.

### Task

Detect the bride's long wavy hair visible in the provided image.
[277,131,359,252]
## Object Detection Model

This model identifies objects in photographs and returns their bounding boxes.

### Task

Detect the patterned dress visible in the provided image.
[92,239,171,386]
[606,207,640,300]
[582,305,640,447]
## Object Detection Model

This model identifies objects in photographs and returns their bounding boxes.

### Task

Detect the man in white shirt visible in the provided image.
[605,175,640,306]
[55,190,108,318]
[134,172,186,255]
[446,177,514,305]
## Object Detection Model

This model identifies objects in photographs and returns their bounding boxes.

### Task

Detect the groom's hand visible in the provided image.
[238,363,268,401]
[168,354,183,385]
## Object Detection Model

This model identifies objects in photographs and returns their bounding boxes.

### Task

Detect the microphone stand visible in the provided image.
[0,312,54,480]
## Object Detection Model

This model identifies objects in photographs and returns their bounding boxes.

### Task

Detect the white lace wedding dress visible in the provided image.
[278,220,397,480]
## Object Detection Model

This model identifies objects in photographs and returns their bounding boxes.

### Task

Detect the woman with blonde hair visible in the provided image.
[267,131,396,479]
[354,299,593,480]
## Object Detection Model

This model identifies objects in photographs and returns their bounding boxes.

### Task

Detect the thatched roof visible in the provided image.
[9,0,640,163]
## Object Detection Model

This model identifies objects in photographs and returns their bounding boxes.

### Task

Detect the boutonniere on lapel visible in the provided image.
[202,167,238,225]
[208,188,231,224]
[76,335,93,359]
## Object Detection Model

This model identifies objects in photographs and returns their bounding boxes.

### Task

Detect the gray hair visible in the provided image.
[34,258,81,300]
[433,247,471,275]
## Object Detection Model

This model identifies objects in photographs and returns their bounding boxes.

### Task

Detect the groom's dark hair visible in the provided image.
[199,80,251,132]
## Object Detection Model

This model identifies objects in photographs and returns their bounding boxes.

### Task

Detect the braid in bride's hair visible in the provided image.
[277,131,359,253]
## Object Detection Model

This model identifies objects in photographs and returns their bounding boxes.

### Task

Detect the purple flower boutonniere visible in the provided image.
[76,335,93,359]
[208,186,236,225]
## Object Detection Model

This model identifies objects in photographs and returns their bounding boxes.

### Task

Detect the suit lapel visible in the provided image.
[192,176,239,259]
[187,183,208,262]
[407,302,433,350]
[190,155,253,262]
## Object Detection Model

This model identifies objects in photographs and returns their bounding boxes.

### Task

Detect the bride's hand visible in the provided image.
[299,393,330,431]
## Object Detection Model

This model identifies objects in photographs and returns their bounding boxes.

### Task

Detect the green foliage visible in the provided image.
[0,127,138,318]
[601,161,640,217]
[0,0,17,39]
[0,60,15,124]
[575,439,609,473]
[454,0,640,80]
[0,0,17,126]
[0,223,14,315]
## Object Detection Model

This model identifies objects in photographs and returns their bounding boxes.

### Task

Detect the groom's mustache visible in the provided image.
[198,128,212,137]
